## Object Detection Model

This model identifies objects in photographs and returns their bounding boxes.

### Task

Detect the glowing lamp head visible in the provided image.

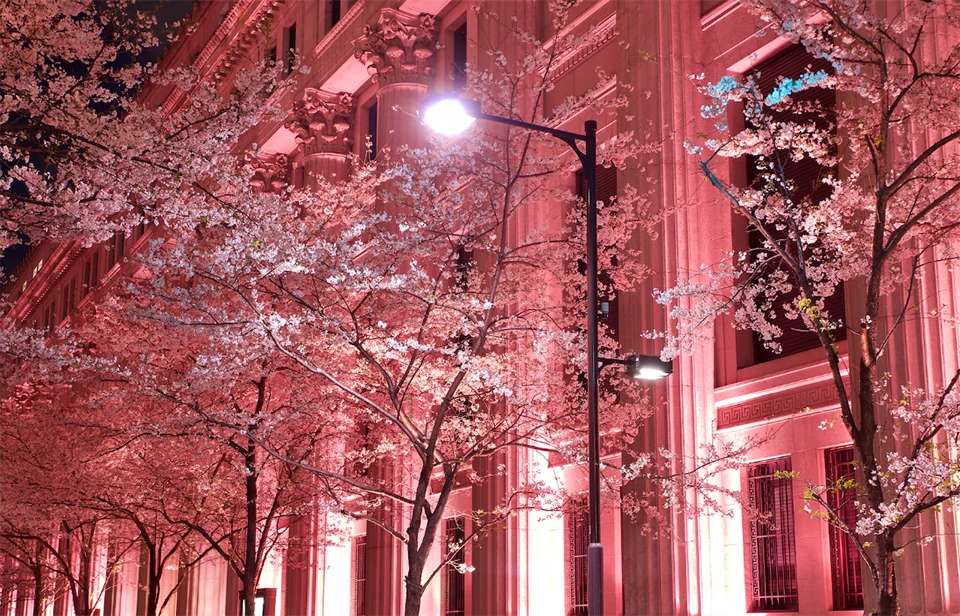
[624,355,673,380]
[419,95,481,136]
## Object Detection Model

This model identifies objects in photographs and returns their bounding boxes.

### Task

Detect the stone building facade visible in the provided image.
[3,1,960,615]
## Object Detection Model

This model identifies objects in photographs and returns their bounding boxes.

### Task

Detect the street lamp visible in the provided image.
[420,94,671,616]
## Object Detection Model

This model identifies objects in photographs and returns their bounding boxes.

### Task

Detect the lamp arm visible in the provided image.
[598,356,631,371]
[474,111,588,162]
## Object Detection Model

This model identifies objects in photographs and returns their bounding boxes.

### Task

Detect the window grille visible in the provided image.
[747,458,799,611]
[352,535,366,616]
[444,518,466,616]
[567,501,589,615]
[825,446,863,610]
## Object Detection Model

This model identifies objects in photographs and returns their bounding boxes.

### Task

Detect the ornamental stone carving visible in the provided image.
[353,10,437,86]
[285,89,355,157]
[246,152,289,194]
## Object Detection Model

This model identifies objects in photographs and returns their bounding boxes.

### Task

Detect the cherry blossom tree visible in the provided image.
[1,2,764,615]
[116,2,682,612]
[0,292,329,616]
[671,1,960,613]
[0,529,55,616]
[70,291,334,616]
[78,436,222,616]
[0,382,141,616]
[0,0,289,254]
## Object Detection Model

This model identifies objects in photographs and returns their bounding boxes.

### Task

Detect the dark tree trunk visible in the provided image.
[242,438,259,616]
[31,564,43,616]
[147,570,161,616]
[402,555,425,616]
[875,535,899,616]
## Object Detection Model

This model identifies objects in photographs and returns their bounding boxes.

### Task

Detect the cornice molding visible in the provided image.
[715,350,848,430]
[161,0,285,116]
[547,12,616,82]
[1,242,84,328]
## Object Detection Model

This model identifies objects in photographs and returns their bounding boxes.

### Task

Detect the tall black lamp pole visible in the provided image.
[420,96,672,616]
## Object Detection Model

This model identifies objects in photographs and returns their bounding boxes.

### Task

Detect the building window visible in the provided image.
[66,278,76,316]
[61,283,71,321]
[452,22,467,91]
[747,457,798,612]
[82,259,92,298]
[567,500,589,615]
[444,518,466,616]
[825,446,863,610]
[744,46,846,364]
[352,535,366,616]
[43,303,53,332]
[328,0,343,30]
[366,103,378,162]
[107,233,125,271]
[86,252,100,294]
[283,23,297,74]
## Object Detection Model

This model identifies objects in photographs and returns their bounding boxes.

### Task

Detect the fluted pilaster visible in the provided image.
[616,1,706,614]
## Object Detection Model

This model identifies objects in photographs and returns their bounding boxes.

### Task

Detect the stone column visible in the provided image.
[356,9,437,215]
[285,89,355,186]
[282,514,319,616]
[616,2,708,615]
[353,10,437,615]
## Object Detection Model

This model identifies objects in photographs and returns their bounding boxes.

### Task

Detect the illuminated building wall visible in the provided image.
[3,1,959,615]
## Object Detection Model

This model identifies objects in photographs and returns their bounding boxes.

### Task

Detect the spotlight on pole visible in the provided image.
[623,354,673,380]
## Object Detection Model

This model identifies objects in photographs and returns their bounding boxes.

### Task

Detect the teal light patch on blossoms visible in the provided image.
[707,75,740,98]
[701,75,741,119]
[765,70,829,105]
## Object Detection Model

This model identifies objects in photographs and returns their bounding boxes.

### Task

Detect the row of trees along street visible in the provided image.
[2,1,960,615]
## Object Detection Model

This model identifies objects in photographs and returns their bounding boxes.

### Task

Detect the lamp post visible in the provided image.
[420,95,672,616]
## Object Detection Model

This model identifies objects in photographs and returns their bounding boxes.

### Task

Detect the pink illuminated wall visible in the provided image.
[4,1,960,616]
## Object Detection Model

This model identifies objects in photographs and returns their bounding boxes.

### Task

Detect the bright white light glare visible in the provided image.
[624,355,672,380]
[421,98,477,136]
[633,367,671,380]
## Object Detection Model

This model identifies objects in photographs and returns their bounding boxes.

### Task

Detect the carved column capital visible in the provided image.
[246,152,290,194]
[285,89,355,157]
[353,10,437,87]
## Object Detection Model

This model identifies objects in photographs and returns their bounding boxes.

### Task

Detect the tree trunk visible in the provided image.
[403,556,425,616]
[242,437,259,616]
[147,569,161,616]
[146,545,160,616]
[242,581,257,616]
[31,564,43,616]
[875,535,900,616]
